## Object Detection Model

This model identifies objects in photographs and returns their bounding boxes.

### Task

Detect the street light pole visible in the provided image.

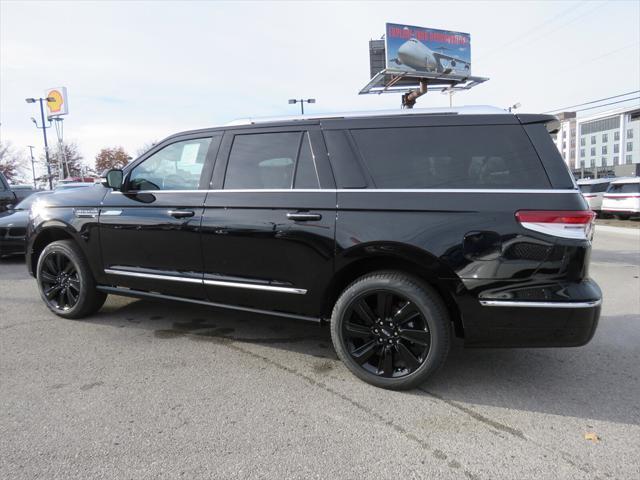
[27,145,37,188]
[26,97,54,189]
[288,98,316,115]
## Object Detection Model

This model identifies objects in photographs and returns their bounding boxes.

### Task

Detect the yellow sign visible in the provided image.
[45,87,68,117]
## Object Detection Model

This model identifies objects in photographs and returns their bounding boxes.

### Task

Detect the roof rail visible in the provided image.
[226,105,508,126]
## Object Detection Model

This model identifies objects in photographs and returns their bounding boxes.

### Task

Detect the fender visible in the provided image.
[26,209,103,280]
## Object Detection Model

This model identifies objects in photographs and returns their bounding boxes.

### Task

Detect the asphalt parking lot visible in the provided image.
[1,226,639,480]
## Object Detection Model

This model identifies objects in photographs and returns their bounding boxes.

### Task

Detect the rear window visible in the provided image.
[350,125,551,189]
[579,182,610,193]
[607,183,640,194]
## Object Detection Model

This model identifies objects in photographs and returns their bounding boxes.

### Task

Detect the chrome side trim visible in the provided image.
[120,188,579,195]
[104,268,307,295]
[104,268,202,284]
[203,279,307,295]
[479,299,602,308]
[96,286,321,323]
[101,209,123,216]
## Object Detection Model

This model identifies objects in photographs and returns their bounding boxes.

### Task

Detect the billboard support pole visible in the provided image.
[402,80,428,109]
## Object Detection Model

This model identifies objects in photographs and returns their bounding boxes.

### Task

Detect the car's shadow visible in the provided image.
[86,297,639,426]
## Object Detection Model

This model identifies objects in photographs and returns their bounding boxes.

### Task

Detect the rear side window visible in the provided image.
[224,131,320,189]
[608,183,640,194]
[350,125,551,189]
[579,182,610,193]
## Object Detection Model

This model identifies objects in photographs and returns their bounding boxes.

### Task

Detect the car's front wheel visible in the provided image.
[330,271,451,390]
[36,240,107,319]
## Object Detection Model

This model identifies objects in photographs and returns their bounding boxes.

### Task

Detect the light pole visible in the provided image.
[25,97,54,189]
[27,145,37,188]
[288,98,315,115]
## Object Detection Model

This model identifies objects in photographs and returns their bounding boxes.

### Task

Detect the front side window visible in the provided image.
[128,137,212,191]
[224,131,319,189]
[350,125,551,189]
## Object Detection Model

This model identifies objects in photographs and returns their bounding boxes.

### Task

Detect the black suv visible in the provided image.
[26,106,601,389]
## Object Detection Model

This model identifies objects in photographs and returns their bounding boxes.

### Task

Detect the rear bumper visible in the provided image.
[459,279,602,347]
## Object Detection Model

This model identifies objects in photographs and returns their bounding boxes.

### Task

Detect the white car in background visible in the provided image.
[577,178,612,215]
[601,177,640,220]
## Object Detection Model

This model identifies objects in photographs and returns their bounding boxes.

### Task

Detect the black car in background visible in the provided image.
[25,106,602,389]
[0,172,17,213]
[0,191,53,257]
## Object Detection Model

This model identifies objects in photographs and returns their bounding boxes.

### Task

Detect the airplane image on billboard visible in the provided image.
[385,23,471,76]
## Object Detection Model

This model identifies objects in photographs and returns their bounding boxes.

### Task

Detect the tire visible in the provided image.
[615,214,630,220]
[330,271,451,390]
[36,240,107,319]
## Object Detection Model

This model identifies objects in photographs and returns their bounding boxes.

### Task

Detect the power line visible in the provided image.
[571,97,639,113]
[543,91,640,113]
[476,1,581,62]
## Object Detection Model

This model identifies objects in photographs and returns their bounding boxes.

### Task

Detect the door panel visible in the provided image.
[99,134,220,299]
[100,191,206,299]
[200,191,335,316]
[200,126,336,317]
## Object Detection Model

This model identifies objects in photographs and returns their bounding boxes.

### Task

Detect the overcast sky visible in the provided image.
[1,0,639,173]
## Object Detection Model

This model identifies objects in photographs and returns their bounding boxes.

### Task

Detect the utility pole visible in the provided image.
[25,97,55,189]
[27,145,37,188]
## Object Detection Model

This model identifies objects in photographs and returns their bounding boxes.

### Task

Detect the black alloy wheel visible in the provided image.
[36,240,107,319]
[343,290,430,378]
[39,251,81,311]
[331,271,450,390]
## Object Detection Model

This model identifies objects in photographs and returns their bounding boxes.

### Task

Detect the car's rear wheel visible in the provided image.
[330,271,450,390]
[36,240,106,319]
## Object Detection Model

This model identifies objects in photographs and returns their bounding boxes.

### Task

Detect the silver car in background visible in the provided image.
[577,178,612,216]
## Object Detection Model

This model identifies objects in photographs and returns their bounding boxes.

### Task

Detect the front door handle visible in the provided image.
[168,209,195,219]
[286,212,322,221]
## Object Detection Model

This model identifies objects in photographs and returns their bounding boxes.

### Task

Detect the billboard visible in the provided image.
[385,23,471,76]
[45,87,69,117]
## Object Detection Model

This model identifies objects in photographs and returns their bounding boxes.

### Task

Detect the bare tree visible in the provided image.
[136,140,159,157]
[42,142,84,178]
[0,142,27,183]
[95,147,132,173]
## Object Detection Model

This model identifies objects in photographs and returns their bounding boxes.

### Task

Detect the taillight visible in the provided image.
[515,210,595,240]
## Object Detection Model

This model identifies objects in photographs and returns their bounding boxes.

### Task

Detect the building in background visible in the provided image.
[555,106,640,179]
[553,112,577,167]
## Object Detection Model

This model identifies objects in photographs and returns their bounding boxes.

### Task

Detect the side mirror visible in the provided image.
[6,204,14,211]
[102,169,123,190]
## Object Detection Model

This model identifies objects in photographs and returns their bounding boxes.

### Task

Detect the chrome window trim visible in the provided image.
[479,299,601,308]
[108,188,580,195]
[104,268,307,295]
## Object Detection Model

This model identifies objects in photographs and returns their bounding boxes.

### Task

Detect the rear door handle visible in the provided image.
[286,212,322,221]
[168,210,195,219]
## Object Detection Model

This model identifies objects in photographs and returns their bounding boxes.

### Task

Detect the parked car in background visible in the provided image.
[0,172,17,213]
[25,106,601,390]
[0,191,53,257]
[10,184,43,202]
[602,177,640,219]
[577,178,612,216]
